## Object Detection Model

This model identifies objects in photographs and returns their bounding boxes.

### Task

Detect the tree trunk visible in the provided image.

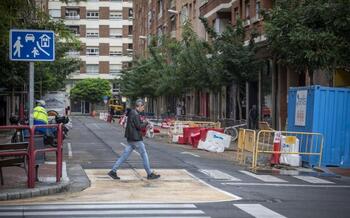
[237,85,242,120]
[308,68,314,85]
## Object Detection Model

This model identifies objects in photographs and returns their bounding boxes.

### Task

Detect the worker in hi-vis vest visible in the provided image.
[33,100,51,135]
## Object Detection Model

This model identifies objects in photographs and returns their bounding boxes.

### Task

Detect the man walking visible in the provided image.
[108,99,160,180]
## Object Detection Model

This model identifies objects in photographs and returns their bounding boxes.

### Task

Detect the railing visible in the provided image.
[0,124,63,188]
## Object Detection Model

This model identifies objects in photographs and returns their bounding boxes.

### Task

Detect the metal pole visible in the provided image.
[29,62,34,127]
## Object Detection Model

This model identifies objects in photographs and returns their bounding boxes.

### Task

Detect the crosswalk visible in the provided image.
[198,169,341,186]
[234,204,287,218]
[0,203,211,217]
[0,202,290,218]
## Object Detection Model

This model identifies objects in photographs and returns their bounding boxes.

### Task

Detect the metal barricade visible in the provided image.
[252,130,324,169]
[0,125,33,188]
[29,124,63,187]
[235,129,256,165]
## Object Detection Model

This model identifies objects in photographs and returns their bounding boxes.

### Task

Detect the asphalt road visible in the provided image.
[6,116,349,218]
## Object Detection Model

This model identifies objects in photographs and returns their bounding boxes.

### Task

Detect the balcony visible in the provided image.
[65,15,80,20]
[200,0,232,18]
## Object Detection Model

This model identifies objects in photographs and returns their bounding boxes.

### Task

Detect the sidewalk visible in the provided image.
[0,129,90,201]
[0,161,90,201]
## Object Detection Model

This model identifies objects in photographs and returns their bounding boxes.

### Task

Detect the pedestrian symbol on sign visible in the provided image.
[13,36,24,58]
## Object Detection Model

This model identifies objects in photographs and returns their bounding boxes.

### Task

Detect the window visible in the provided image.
[86,47,99,56]
[255,0,261,19]
[110,65,121,74]
[245,0,250,18]
[181,5,188,24]
[128,26,133,35]
[157,0,163,18]
[87,11,99,19]
[112,83,120,93]
[110,47,122,56]
[127,44,133,56]
[234,7,239,22]
[128,8,133,19]
[65,8,80,19]
[110,28,122,38]
[86,64,99,74]
[49,9,60,18]
[110,11,122,20]
[86,29,99,38]
[67,26,80,36]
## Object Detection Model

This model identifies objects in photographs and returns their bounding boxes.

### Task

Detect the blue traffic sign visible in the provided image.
[9,29,55,61]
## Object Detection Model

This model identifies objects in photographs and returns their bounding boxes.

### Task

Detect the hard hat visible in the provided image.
[36,100,46,106]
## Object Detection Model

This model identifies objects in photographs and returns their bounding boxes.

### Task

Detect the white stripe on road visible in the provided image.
[293,176,334,184]
[199,169,241,181]
[120,142,140,156]
[240,171,287,183]
[181,152,200,157]
[185,171,242,201]
[22,210,205,216]
[234,204,287,218]
[222,182,350,188]
[0,204,197,210]
[67,142,72,158]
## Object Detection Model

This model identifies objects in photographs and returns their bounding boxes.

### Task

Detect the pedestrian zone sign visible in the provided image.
[10,29,55,61]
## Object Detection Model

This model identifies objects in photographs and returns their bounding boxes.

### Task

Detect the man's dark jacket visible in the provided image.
[124,109,147,141]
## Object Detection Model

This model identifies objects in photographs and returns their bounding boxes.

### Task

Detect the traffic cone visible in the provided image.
[271,131,281,165]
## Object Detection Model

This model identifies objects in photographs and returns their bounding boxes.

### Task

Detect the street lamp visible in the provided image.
[168,9,179,15]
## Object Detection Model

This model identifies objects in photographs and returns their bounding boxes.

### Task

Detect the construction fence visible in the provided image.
[235,129,324,169]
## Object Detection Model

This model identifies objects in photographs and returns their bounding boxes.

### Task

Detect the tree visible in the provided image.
[200,17,261,119]
[264,0,350,84]
[70,79,111,109]
[0,0,81,96]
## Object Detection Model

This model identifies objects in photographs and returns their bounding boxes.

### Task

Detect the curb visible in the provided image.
[0,164,90,201]
[0,181,70,201]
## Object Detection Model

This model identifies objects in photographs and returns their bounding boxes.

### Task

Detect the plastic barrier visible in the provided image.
[198,131,231,152]
[235,129,256,165]
[252,130,324,169]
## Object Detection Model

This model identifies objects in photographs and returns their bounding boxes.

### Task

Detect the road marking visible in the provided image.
[199,169,241,181]
[240,170,288,183]
[120,142,140,156]
[222,182,350,188]
[93,123,101,129]
[186,171,242,201]
[293,176,334,184]
[181,151,200,157]
[0,204,198,210]
[234,204,287,218]
[67,142,72,158]
[21,210,205,216]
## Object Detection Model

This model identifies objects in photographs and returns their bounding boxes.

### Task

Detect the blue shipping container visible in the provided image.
[287,86,350,167]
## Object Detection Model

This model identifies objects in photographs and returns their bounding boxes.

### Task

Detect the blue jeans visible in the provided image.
[111,141,152,175]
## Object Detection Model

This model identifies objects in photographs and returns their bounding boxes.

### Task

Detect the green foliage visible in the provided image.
[120,22,212,98]
[264,0,350,76]
[202,17,261,90]
[70,79,111,104]
[0,0,80,94]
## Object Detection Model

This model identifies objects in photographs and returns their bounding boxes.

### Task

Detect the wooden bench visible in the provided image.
[0,142,29,185]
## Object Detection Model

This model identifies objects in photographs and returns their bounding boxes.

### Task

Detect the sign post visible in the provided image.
[9,29,55,126]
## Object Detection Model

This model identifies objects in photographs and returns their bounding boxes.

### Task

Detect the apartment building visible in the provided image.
[48,0,133,113]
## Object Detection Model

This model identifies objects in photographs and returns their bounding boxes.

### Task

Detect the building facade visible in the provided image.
[48,0,133,113]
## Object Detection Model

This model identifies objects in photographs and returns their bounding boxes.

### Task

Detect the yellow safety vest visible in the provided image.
[33,106,48,124]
